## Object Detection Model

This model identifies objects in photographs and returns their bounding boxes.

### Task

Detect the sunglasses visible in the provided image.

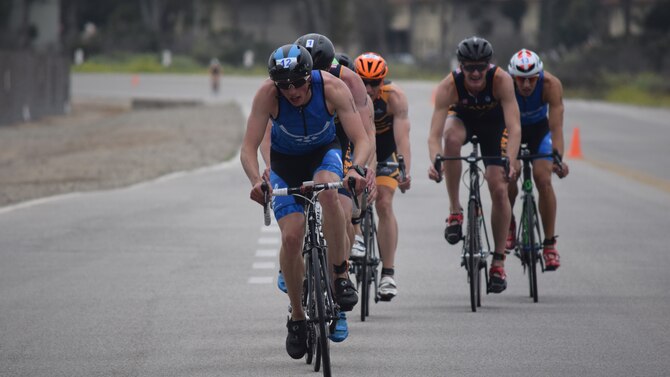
[461,64,489,73]
[275,76,309,90]
[514,75,539,85]
[362,78,383,87]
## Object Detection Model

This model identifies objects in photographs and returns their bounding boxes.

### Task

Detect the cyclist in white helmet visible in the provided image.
[506,48,570,271]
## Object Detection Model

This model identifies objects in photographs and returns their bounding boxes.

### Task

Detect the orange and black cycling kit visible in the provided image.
[448,66,508,166]
[373,81,401,189]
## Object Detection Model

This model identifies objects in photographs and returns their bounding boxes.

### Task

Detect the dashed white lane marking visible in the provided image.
[252,262,276,269]
[256,249,278,257]
[251,224,280,285]
[248,276,274,284]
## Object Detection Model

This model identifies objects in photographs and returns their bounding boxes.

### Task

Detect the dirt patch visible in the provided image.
[0,100,245,207]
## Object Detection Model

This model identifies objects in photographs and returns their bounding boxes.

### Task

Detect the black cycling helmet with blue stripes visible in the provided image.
[267,44,313,83]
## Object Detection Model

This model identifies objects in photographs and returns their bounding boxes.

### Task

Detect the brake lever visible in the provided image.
[433,154,443,183]
[261,180,271,226]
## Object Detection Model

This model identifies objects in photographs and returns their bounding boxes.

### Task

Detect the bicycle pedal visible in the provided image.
[378,295,394,302]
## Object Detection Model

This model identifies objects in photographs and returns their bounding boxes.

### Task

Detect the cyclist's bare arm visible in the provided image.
[340,68,376,165]
[493,69,521,177]
[241,80,276,204]
[543,72,567,169]
[323,73,371,192]
[388,84,412,187]
[428,75,458,180]
[364,97,377,168]
[260,119,272,181]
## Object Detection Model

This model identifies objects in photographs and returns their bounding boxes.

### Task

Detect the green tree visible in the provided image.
[641,0,670,72]
[500,0,527,33]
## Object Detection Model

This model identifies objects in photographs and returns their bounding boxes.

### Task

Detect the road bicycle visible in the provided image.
[434,136,504,312]
[513,145,563,303]
[263,179,354,377]
[350,157,406,321]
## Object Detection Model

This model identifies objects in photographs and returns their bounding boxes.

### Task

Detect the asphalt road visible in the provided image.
[1,74,669,377]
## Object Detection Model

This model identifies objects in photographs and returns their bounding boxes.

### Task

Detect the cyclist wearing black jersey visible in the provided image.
[428,36,520,293]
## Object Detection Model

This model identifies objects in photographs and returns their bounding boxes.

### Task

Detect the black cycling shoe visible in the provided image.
[334,277,358,312]
[488,252,507,293]
[445,212,463,245]
[285,319,307,359]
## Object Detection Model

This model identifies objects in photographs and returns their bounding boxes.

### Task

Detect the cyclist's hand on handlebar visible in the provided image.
[398,175,412,191]
[344,169,367,196]
[250,180,269,206]
[507,159,520,182]
[428,162,442,182]
[553,161,569,178]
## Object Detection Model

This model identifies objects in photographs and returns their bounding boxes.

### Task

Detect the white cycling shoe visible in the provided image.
[378,276,397,301]
[350,234,366,259]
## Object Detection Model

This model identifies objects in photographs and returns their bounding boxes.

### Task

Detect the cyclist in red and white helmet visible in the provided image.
[506,48,570,271]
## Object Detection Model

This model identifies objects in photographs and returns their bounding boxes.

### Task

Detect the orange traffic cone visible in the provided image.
[567,127,583,159]
[131,75,140,87]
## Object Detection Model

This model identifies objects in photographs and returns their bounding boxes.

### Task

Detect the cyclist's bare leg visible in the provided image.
[533,159,557,239]
[278,212,307,320]
[375,185,398,269]
[338,193,354,257]
[486,165,512,266]
[314,170,348,279]
[508,175,519,208]
[443,118,466,213]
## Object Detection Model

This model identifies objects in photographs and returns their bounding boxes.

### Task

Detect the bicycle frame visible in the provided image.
[514,146,562,303]
[434,136,501,312]
[349,190,381,322]
[266,180,345,377]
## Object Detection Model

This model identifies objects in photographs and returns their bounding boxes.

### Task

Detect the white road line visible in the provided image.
[252,262,276,269]
[261,226,279,233]
[256,249,278,257]
[0,152,242,216]
[258,237,279,245]
[248,276,273,284]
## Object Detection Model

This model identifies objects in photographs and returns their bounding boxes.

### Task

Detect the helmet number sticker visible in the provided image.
[306,39,315,48]
[276,57,297,68]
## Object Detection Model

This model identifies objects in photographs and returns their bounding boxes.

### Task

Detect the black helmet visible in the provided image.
[267,44,313,82]
[456,36,493,63]
[335,52,354,70]
[295,33,335,71]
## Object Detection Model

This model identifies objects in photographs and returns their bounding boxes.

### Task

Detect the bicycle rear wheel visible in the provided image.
[310,247,331,376]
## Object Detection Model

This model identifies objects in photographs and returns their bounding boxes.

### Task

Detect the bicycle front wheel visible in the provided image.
[522,196,539,303]
[467,200,480,312]
[360,208,370,321]
[310,247,331,376]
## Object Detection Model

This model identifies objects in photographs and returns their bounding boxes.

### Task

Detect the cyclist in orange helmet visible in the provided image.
[354,52,412,301]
